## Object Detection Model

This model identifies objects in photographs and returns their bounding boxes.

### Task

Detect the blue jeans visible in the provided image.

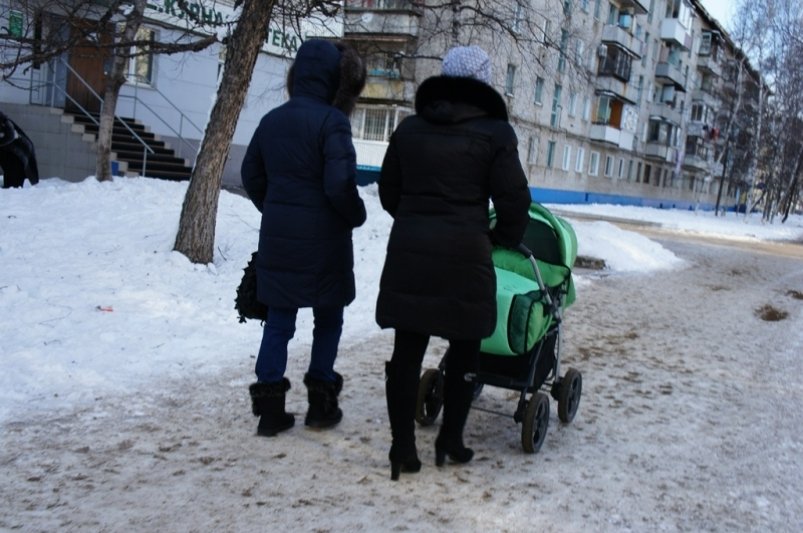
[255,306,344,383]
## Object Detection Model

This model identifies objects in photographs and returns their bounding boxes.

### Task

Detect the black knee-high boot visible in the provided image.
[385,360,422,480]
[435,342,478,466]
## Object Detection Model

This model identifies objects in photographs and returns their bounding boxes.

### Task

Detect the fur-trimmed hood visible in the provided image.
[286,39,366,116]
[414,75,509,124]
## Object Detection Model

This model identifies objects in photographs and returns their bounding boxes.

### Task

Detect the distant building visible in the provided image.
[343,0,762,209]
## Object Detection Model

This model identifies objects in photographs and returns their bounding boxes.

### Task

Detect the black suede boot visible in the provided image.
[303,372,343,429]
[435,366,475,466]
[385,361,422,480]
[249,379,295,437]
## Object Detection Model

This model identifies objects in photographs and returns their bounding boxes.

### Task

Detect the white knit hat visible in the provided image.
[442,45,492,84]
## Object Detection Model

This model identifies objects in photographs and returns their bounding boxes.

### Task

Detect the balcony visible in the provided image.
[644,143,675,162]
[686,122,707,137]
[601,25,643,59]
[361,78,411,101]
[655,61,687,92]
[649,101,682,126]
[618,0,649,14]
[344,9,420,37]
[590,124,620,145]
[682,152,709,172]
[696,55,723,78]
[595,77,639,105]
[691,89,719,111]
[660,18,692,49]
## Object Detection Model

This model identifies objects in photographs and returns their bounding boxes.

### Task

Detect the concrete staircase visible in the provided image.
[66,112,194,181]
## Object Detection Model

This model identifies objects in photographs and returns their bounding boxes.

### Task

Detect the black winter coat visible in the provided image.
[241,40,366,309]
[375,75,531,340]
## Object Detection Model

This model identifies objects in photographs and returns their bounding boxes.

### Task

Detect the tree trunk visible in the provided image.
[174,0,275,264]
[96,0,147,181]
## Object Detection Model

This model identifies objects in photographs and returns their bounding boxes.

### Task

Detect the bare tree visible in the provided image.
[172,0,343,264]
[727,0,803,220]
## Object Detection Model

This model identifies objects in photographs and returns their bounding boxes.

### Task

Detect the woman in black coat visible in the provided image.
[241,39,366,437]
[376,45,531,479]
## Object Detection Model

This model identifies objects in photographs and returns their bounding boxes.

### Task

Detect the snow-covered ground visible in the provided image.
[1,177,802,532]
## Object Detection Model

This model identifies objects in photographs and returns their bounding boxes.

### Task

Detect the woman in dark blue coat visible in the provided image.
[376,46,531,479]
[242,39,366,437]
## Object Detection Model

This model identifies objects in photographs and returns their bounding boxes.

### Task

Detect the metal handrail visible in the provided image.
[56,57,154,177]
[120,74,203,156]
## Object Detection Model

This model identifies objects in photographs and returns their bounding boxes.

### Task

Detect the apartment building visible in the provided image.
[344,0,758,209]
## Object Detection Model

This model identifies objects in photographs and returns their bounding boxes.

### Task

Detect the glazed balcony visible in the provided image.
[660,18,692,50]
[601,24,644,59]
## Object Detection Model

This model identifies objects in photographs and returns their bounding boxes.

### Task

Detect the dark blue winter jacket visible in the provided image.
[241,39,366,309]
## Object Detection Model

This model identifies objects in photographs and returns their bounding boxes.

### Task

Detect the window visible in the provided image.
[607,2,619,25]
[582,96,591,121]
[626,159,634,181]
[127,27,155,85]
[594,0,602,19]
[546,141,556,168]
[643,163,652,184]
[604,155,614,177]
[690,103,708,122]
[366,52,401,78]
[568,91,577,117]
[562,145,572,171]
[642,32,650,67]
[589,151,600,175]
[563,0,572,16]
[574,39,585,66]
[534,77,545,105]
[513,2,525,33]
[537,16,551,43]
[617,158,624,178]
[351,106,412,142]
[505,64,516,96]
[581,0,590,12]
[575,147,585,172]
[550,84,562,127]
[527,136,539,164]
[558,30,569,73]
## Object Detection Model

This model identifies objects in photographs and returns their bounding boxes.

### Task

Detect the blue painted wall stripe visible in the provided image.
[356,167,718,211]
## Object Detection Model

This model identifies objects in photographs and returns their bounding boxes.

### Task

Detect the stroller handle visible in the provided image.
[515,243,533,258]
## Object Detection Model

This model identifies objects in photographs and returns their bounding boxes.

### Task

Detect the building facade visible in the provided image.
[0,0,333,186]
[344,0,759,209]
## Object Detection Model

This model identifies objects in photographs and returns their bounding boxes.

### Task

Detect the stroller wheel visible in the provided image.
[415,368,444,426]
[557,368,582,424]
[521,392,549,454]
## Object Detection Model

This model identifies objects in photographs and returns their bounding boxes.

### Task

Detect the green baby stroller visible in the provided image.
[415,202,582,454]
